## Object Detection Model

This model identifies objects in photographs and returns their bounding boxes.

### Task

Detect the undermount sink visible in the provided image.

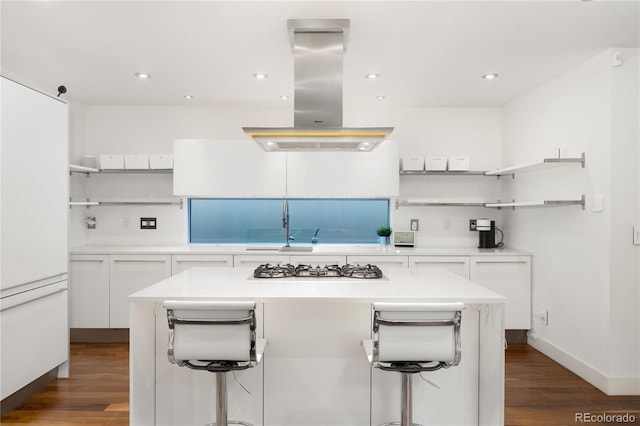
[245,246,281,252]
[278,246,314,252]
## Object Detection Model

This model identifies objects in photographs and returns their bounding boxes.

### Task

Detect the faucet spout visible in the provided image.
[282,200,291,247]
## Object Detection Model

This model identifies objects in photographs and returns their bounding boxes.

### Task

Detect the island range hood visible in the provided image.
[243,19,394,152]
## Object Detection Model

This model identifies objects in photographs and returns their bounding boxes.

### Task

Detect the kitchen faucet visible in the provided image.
[282,200,294,247]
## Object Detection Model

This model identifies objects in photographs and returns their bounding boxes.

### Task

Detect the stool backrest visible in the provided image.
[164,300,256,364]
[372,302,463,366]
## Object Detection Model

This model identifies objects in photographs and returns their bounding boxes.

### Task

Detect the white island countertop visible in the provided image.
[129,266,506,304]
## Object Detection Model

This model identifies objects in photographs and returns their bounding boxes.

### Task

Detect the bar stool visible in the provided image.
[362,302,464,426]
[164,300,267,426]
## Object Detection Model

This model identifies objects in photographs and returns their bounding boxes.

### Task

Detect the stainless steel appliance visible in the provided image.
[253,264,384,279]
[476,219,504,249]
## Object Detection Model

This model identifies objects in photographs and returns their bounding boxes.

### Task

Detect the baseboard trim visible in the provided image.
[0,368,58,416]
[528,335,640,396]
[70,328,129,343]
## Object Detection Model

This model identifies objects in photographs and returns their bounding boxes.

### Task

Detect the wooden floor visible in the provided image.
[1,343,639,425]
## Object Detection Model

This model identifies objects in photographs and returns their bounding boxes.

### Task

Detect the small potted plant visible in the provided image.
[376,225,392,245]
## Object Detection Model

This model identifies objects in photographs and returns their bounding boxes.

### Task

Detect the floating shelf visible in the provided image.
[395,199,487,209]
[69,164,99,174]
[69,164,172,175]
[399,170,488,176]
[485,195,585,210]
[69,199,184,209]
[485,153,585,177]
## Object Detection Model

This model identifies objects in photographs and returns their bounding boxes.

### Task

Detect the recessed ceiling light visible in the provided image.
[253,73,268,79]
[482,73,499,80]
[280,95,289,100]
[184,95,193,99]
[376,95,386,100]
[365,73,380,79]
[135,72,151,79]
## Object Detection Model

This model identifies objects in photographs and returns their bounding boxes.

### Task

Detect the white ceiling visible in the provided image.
[2,1,638,108]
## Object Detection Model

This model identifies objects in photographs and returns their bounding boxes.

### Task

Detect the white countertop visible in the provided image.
[129,266,506,304]
[71,243,530,256]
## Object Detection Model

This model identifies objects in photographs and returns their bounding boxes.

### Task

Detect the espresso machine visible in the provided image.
[475,219,503,249]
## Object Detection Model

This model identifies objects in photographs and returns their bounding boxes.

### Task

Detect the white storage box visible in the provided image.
[401,157,424,171]
[97,154,124,170]
[149,154,173,169]
[448,157,470,171]
[124,154,149,170]
[425,157,448,171]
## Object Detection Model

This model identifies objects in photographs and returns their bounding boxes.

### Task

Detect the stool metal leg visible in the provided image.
[216,372,228,426]
[206,372,253,426]
[401,373,412,426]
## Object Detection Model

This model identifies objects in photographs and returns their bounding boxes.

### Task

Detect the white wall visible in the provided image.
[501,49,639,394]
[70,105,501,246]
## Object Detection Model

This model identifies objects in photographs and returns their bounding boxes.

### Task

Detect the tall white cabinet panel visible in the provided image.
[409,256,470,278]
[470,256,531,329]
[109,255,171,328]
[173,139,286,197]
[69,255,110,328]
[171,254,233,275]
[286,139,399,197]
[1,77,68,290]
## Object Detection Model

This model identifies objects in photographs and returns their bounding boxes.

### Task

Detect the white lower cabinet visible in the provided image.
[408,256,470,278]
[347,255,408,273]
[233,254,290,268]
[109,255,171,328]
[69,255,110,328]
[470,255,531,329]
[171,254,233,275]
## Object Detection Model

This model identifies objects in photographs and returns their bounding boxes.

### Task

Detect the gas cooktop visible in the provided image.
[253,263,384,279]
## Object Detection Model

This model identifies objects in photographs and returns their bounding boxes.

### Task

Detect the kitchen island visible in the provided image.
[129,266,506,426]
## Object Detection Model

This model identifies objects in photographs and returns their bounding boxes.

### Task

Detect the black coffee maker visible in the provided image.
[476,219,503,249]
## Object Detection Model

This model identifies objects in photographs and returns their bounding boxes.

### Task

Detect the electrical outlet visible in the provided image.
[86,216,96,229]
[140,217,157,230]
[410,219,419,231]
[469,219,477,231]
[535,310,549,326]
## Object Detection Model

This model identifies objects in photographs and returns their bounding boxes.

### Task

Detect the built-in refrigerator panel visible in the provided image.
[0,77,69,402]
[1,77,68,291]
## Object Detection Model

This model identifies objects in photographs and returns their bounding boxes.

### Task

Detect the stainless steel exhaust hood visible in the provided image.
[243,19,393,152]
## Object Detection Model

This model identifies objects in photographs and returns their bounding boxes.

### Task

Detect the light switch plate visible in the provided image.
[592,194,604,212]
[410,219,419,231]
[634,225,640,245]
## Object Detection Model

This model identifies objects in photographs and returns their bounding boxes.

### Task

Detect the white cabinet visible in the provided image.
[173,138,399,197]
[69,255,110,328]
[409,256,470,278]
[171,254,233,275]
[290,255,347,265]
[173,139,287,197]
[470,255,531,329]
[347,255,408,273]
[233,254,290,268]
[286,139,399,197]
[109,255,171,328]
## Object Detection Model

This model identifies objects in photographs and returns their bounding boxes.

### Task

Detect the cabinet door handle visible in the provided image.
[113,259,167,263]
[71,259,105,263]
[175,260,229,263]
[412,260,467,264]
[473,259,528,264]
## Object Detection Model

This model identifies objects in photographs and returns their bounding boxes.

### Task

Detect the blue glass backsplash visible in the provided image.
[189,198,389,244]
